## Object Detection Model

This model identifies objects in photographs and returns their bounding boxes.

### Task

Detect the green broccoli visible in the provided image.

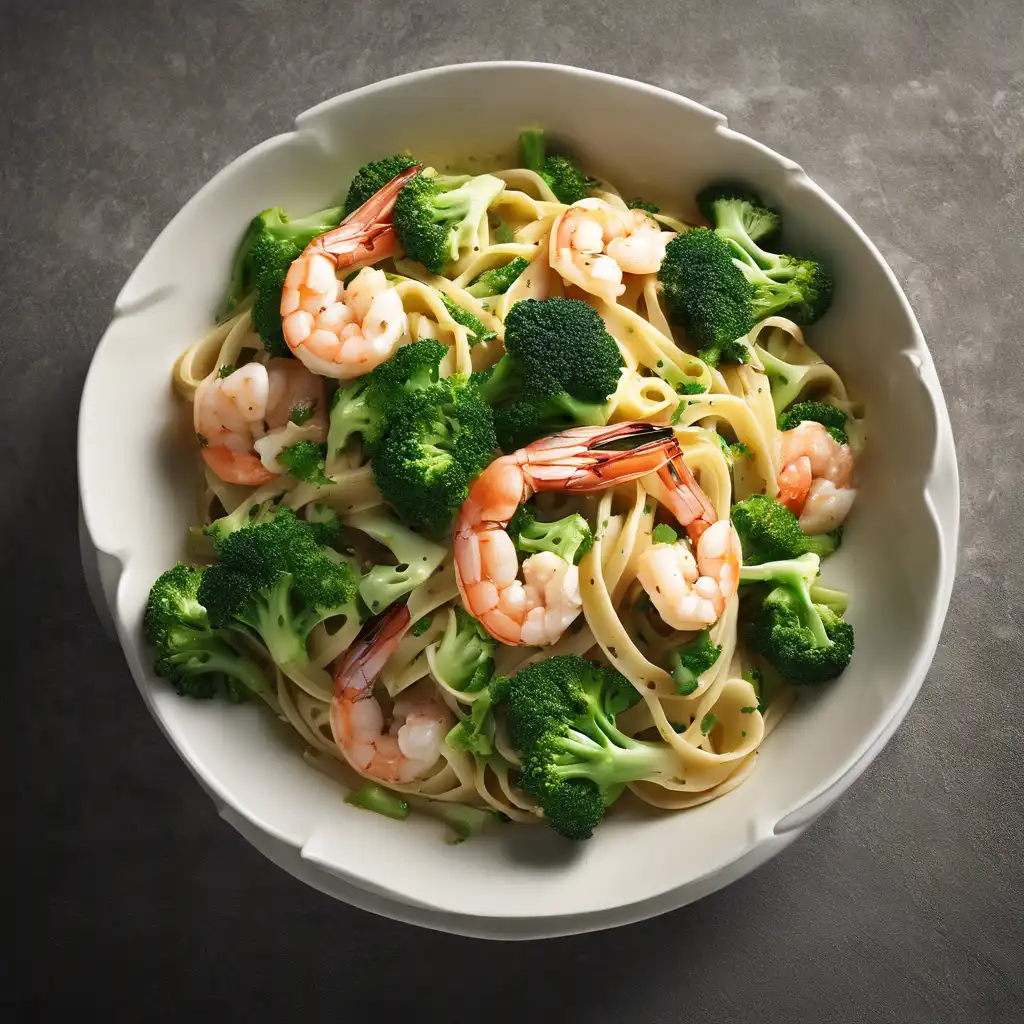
[220,205,345,355]
[144,563,268,701]
[345,784,411,820]
[445,674,504,760]
[731,495,841,564]
[502,655,681,839]
[466,257,530,298]
[205,498,279,546]
[279,440,331,486]
[432,606,495,694]
[327,377,389,456]
[739,553,854,684]
[667,630,721,695]
[369,342,498,534]
[197,507,359,672]
[519,129,589,205]
[698,184,833,326]
[343,154,420,216]
[627,198,660,214]
[755,345,820,414]
[393,170,505,273]
[507,505,594,565]
[345,508,447,615]
[440,293,496,347]
[658,229,755,367]
[777,401,849,444]
[474,297,624,450]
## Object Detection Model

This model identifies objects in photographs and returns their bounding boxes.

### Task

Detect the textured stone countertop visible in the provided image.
[8,0,1022,1019]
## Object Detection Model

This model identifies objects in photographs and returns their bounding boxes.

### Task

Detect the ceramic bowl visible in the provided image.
[78,62,959,938]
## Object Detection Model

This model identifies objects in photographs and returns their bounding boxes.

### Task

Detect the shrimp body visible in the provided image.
[550,199,675,304]
[331,604,451,784]
[638,519,742,631]
[455,422,684,646]
[280,166,419,379]
[777,421,856,534]
[194,358,327,484]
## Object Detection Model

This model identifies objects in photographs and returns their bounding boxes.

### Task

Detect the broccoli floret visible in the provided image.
[205,498,279,545]
[732,495,841,563]
[507,505,594,565]
[667,630,721,695]
[777,401,849,444]
[144,564,268,701]
[446,675,503,760]
[697,183,781,246]
[739,553,854,684]
[627,198,660,214]
[658,229,756,367]
[372,371,498,535]
[502,655,680,839]
[432,606,496,693]
[197,507,358,672]
[466,257,530,298]
[393,171,505,273]
[697,184,834,326]
[222,205,345,356]
[279,440,331,486]
[519,129,589,205]
[475,297,624,450]
[346,508,446,615]
[302,502,344,547]
[344,154,420,216]
[327,378,389,456]
[440,293,496,347]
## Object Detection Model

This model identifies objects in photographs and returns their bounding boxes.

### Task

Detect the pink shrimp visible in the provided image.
[454,422,689,647]
[280,166,420,379]
[549,199,675,304]
[330,603,451,784]
[778,421,856,534]
[194,359,327,485]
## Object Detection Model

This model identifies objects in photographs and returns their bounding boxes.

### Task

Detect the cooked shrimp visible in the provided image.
[280,165,420,378]
[655,452,718,543]
[638,519,742,631]
[455,422,683,646]
[194,358,327,485]
[330,603,451,784]
[550,199,675,304]
[778,420,856,534]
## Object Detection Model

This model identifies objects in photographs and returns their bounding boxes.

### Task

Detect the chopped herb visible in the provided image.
[652,523,678,545]
[218,364,235,378]
[411,613,433,637]
[740,706,757,714]
[627,198,660,214]
[700,713,718,736]
[289,403,314,425]
[643,503,651,515]
[675,380,707,396]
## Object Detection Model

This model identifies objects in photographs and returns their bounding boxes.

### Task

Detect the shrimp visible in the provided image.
[655,453,718,543]
[550,198,675,304]
[280,165,420,379]
[638,519,742,631]
[330,603,451,784]
[455,422,683,646]
[777,420,857,534]
[194,358,327,485]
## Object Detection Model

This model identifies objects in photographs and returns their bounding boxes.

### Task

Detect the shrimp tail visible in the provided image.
[333,602,412,703]
[308,166,421,265]
[657,453,717,542]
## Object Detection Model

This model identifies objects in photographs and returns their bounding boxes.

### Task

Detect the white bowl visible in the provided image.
[78,62,959,938]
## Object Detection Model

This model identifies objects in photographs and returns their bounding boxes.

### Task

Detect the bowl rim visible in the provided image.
[78,60,960,935]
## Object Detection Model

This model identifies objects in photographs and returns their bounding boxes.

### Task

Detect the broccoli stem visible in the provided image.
[345,784,410,820]
[520,128,546,172]
[739,554,831,648]
[235,576,310,668]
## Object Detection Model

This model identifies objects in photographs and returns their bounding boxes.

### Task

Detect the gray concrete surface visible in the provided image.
[6,0,1022,1019]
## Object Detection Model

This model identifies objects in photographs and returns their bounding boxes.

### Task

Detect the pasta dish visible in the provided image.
[146,130,860,840]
